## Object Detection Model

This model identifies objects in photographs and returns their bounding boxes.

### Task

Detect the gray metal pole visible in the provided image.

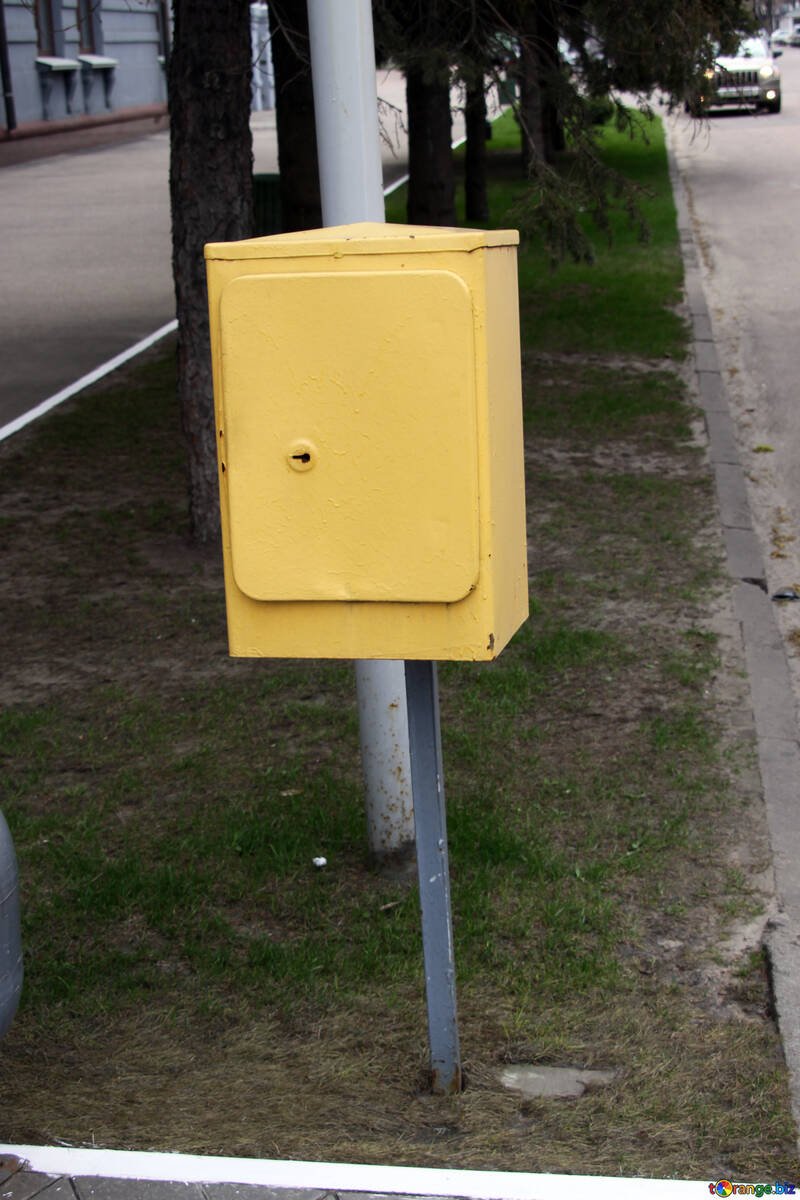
[306,0,414,866]
[404,660,461,1094]
[0,808,22,1042]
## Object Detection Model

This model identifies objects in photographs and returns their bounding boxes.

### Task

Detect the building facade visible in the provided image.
[0,1,275,134]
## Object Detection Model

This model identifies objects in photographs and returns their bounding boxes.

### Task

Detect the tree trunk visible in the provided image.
[168,0,253,546]
[464,78,489,224]
[518,22,546,174]
[538,0,565,161]
[406,63,455,226]
[268,0,322,232]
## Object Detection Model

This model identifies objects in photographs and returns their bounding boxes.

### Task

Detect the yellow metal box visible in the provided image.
[205,221,528,661]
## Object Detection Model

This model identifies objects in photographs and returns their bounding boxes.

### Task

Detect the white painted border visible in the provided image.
[0,320,178,444]
[0,1145,708,1198]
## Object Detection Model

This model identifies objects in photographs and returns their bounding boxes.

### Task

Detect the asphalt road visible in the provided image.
[0,68,429,434]
[0,113,286,429]
[0,124,175,428]
[667,48,800,603]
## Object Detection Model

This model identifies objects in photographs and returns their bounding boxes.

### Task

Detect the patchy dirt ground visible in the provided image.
[0,339,798,1180]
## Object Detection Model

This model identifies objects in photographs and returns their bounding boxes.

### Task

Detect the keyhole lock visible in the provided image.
[287,439,317,472]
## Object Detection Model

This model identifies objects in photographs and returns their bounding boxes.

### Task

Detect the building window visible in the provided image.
[35,0,64,57]
[77,0,96,53]
[157,1,170,60]
[35,0,54,54]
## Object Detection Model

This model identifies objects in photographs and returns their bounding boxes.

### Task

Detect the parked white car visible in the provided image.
[771,28,793,47]
[688,36,782,114]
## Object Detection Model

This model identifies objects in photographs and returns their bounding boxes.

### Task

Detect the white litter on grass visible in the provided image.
[312,856,327,868]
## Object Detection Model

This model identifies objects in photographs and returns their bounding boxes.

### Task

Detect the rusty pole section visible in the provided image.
[404,660,462,1095]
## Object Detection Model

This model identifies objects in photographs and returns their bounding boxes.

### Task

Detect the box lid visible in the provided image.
[218,267,481,603]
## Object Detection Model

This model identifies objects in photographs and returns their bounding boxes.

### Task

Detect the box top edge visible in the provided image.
[205,221,519,260]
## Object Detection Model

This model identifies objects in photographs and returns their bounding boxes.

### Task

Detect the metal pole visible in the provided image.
[0,808,22,1042]
[404,660,461,1094]
[307,0,414,866]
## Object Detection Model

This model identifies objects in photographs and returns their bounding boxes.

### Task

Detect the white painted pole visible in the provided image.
[307,0,384,225]
[307,0,414,865]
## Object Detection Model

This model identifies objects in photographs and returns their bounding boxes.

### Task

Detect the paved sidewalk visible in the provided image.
[0,73,410,173]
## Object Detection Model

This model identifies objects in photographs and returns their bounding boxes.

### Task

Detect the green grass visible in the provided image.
[387,108,688,360]
[523,362,693,440]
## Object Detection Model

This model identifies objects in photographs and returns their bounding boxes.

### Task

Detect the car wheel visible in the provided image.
[769,96,782,112]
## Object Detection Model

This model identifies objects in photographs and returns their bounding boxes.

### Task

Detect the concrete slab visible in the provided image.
[724,527,766,583]
[766,918,800,1138]
[745,666,800,743]
[694,340,721,373]
[757,738,800,913]
[335,1195,430,1200]
[499,1065,618,1099]
[1,1174,74,1199]
[204,1189,327,1200]
[733,580,789,650]
[696,370,729,414]
[73,1179,205,1199]
[704,408,740,464]
[692,311,713,341]
[714,461,753,530]
[683,270,708,316]
[733,588,798,743]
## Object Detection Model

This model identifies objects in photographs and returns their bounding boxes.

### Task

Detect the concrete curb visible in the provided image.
[0,1144,718,1199]
[0,103,168,142]
[667,135,800,1141]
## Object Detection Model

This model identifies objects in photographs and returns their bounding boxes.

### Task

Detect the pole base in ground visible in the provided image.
[370,839,417,880]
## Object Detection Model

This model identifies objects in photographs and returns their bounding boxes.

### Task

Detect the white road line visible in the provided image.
[0,318,178,444]
[383,135,467,197]
[383,170,409,196]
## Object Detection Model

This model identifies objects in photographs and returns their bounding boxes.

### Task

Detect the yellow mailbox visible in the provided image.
[204,221,528,661]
